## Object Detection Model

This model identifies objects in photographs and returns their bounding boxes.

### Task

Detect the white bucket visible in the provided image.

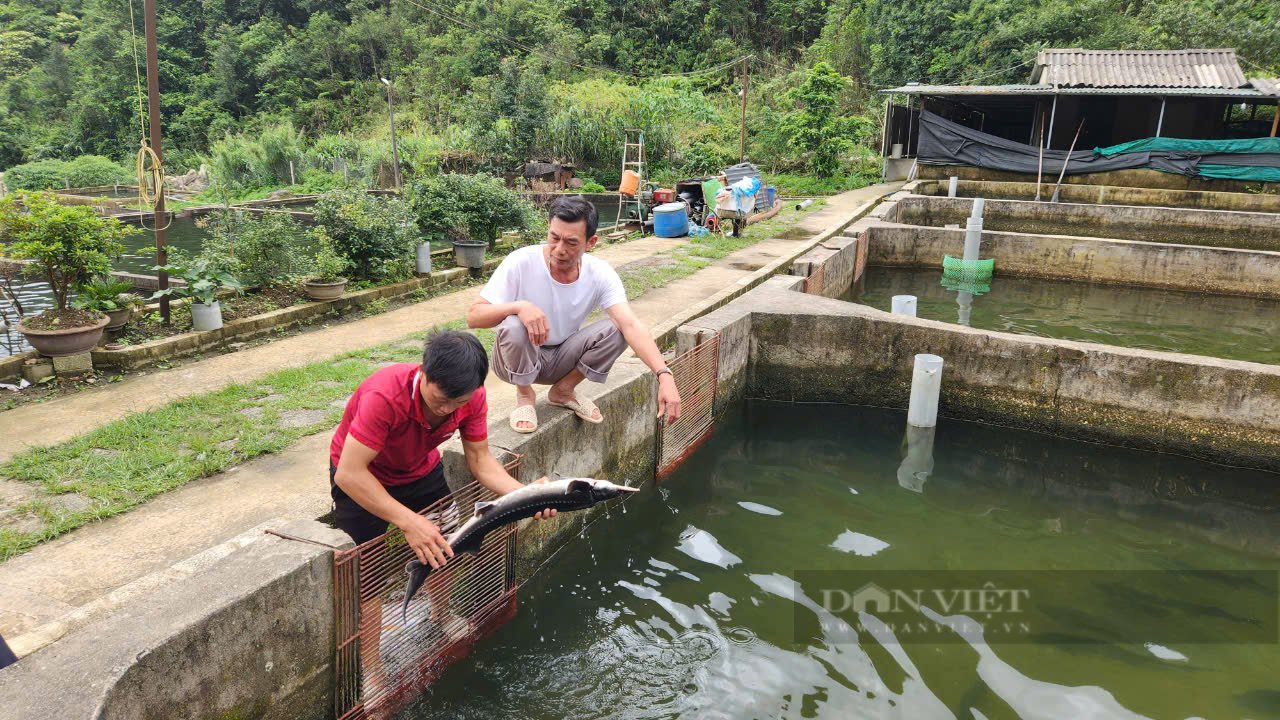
[891,295,917,317]
[191,301,223,332]
[891,143,904,159]
[415,242,432,274]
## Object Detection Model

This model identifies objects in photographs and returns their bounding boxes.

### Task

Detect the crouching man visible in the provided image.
[467,195,682,433]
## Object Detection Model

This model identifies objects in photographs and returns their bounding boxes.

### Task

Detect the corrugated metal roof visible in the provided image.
[1252,77,1280,97]
[878,84,1272,99]
[1030,49,1248,89]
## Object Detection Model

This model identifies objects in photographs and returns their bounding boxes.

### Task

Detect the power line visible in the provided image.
[398,0,748,79]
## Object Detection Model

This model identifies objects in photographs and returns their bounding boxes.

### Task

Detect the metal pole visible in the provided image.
[1155,97,1166,137]
[739,58,748,163]
[143,0,169,324]
[1046,94,1058,150]
[382,78,402,191]
[880,94,890,181]
[907,95,916,157]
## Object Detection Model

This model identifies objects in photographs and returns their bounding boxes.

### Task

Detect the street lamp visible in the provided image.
[380,77,403,191]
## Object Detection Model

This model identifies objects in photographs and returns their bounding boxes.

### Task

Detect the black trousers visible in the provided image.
[330,463,451,545]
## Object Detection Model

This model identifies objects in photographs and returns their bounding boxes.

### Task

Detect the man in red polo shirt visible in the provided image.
[330,330,554,568]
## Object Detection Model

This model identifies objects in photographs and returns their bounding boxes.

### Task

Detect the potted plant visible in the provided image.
[448,226,487,270]
[303,240,350,301]
[74,276,142,330]
[0,192,134,356]
[150,258,243,332]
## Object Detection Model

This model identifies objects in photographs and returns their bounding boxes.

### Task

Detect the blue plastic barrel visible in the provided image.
[652,202,690,238]
[767,186,777,207]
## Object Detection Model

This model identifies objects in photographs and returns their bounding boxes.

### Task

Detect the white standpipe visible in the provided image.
[415,242,432,274]
[891,295,918,317]
[956,291,973,326]
[907,354,944,427]
[897,425,936,493]
[969,197,984,220]
[963,217,983,263]
[948,176,958,198]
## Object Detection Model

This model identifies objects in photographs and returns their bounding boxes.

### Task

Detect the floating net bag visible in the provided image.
[941,254,994,282]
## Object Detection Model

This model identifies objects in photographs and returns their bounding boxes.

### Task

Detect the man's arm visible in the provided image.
[462,437,556,519]
[605,302,683,423]
[467,298,550,346]
[333,434,454,568]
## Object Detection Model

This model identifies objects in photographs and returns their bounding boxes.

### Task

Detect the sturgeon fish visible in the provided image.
[401,476,637,621]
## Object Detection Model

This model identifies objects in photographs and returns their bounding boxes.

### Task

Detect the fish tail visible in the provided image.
[401,560,433,623]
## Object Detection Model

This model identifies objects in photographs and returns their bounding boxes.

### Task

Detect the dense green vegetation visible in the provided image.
[1,0,1276,189]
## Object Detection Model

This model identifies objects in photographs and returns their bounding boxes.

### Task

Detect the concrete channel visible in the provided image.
[3,183,1277,719]
[913,178,1280,213]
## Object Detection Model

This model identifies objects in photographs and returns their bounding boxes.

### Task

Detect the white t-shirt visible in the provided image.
[480,245,628,346]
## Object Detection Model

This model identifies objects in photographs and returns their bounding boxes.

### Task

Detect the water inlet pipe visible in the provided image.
[969,197,984,220]
[948,176,958,198]
[897,425,936,493]
[891,295,918,317]
[795,199,814,212]
[907,354,944,428]
[956,291,973,326]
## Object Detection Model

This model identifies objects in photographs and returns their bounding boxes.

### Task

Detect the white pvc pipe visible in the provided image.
[415,242,432,274]
[907,354,944,428]
[891,295,918,317]
[969,197,984,220]
[956,291,973,326]
[963,217,982,262]
[897,425,936,493]
[948,176,958,198]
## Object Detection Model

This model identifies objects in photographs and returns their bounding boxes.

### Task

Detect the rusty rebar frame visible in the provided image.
[657,332,721,480]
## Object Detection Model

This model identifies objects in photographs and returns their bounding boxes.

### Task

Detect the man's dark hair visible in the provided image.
[421,330,489,398]
[547,195,598,240]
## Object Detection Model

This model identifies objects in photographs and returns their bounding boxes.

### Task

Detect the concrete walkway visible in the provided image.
[0,182,901,657]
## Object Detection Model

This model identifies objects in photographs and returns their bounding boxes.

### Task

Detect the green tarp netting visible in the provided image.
[1096,137,1280,156]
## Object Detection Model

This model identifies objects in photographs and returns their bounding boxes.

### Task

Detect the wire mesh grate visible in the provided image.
[657,332,721,479]
[803,263,825,296]
[334,454,521,720]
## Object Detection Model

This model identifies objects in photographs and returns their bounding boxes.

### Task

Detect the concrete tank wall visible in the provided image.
[919,164,1280,194]
[863,222,1280,299]
[894,195,1280,250]
[913,179,1280,214]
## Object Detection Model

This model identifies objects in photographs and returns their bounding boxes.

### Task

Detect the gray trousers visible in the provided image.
[492,316,628,386]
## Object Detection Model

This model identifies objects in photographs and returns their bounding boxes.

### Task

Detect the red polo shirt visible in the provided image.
[330,363,488,486]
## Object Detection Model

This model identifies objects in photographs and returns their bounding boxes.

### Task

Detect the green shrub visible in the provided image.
[5,159,71,191]
[65,155,131,187]
[408,173,542,250]
[577,177,607,193]
[313,188,416,281]
[196,211,320,289]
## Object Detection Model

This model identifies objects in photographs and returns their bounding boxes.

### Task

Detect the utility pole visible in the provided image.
[739,57,749,163]
[143,0,169,324]
[380,78,402,191]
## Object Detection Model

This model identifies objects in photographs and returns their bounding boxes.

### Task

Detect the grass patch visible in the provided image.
[0,320,496,561]
[769,173,876,197]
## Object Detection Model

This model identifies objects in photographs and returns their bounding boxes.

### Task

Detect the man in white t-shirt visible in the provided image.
[467,196,682,433]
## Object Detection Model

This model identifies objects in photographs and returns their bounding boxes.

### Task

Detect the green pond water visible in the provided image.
[403,401,1280,719]
[846,267,1280,365]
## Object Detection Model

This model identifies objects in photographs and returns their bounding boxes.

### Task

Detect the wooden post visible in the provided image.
[1271,106,1279,137]
[143,0,169,324]
[739,58,748,163]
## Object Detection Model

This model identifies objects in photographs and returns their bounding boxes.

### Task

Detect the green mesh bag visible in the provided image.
[942,254,994,281]
[940,273,990,295]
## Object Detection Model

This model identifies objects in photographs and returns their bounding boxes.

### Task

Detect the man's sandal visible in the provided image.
[549,393,604,424]
[509,404,538,434]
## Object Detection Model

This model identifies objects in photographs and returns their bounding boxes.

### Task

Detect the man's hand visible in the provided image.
[526,475,558,520]
[401,513,454,569]
[657,373,682,425]
[517,302,550,346]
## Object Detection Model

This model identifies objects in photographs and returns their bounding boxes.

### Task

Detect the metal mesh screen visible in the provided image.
[334,454,521,720]
[804,263,825,296]
[657,332,721,479]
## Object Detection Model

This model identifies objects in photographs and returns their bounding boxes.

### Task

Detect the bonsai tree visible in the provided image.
[308,238,350,283]
[0,191,134,324]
